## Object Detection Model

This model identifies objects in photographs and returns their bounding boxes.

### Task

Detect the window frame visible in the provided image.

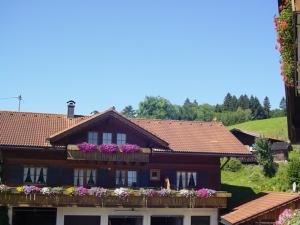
[176,171,197,189]
[115,169,137,187]
[116,133,127,145]
[102,132,112,144]
[87,131,98,144]
[74,168,97,187]
[23,166,47,184]
[150,169,161,181]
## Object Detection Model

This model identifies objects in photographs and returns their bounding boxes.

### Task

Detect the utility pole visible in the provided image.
[0,95,23,111]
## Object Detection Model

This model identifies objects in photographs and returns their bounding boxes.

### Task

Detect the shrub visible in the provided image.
[253,137,278,177]
[222,158,243,172]
[287,157,300,188]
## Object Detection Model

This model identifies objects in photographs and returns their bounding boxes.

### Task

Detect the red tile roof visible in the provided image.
[0,110,249,155]
[221,192,300,225]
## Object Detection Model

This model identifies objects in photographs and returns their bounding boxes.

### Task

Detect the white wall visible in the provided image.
[56,207,218,225]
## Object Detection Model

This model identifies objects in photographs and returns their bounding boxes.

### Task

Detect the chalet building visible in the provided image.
[0,102,249,225]
[230,128,291,162]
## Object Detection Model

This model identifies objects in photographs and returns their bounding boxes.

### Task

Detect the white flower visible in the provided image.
[41,187,51,195]
[114,188,129,198]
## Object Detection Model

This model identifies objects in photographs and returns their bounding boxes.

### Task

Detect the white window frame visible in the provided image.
[176,171,197,189]
[117,133,127,145]
[102,132,112,144]
[88,131,98,144]
[127,170,137,186]
[74,169,97,187]
[23,167,47,184]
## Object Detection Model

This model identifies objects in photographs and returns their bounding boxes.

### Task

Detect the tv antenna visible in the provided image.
[0,95,23,111]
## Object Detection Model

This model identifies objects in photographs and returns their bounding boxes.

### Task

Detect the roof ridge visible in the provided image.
[132,117,223,125]
[0,110,86,118]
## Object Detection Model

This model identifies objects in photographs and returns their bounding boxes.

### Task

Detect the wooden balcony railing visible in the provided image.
[67,145,150,163]
[0,192,230,208]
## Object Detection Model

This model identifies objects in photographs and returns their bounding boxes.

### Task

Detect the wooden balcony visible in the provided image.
[67,145,150,163]
[0,192,230,208]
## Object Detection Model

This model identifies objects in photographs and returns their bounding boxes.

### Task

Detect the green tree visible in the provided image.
[137,96,178,119]
[263,96,271,118]
[232,95,238,111]
[179,98,198,120]
[196,104,215,121]
[287,158,300,189]
[121,105,136,118]
[253,137,278,177]
[279,97,287,115]
[249,96,266,119]
[237,94,250,110]
[223,93,233,111]
[215,104,223,112]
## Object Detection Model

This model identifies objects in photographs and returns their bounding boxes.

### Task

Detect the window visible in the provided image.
[176,171,197,189]
[150,169,160,181]
[117,133,126,145]
[102,132,112,144]
[191,216,210,225]
[23,167,47,184]
[74,169,96,187]
[127,170,137,186]
[88,132,98,144]
[115,170,137,187]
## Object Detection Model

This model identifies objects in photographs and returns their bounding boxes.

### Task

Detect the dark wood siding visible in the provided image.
[4,164,23,186]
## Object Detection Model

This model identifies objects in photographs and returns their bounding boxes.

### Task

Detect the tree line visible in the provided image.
[119,94,287,126]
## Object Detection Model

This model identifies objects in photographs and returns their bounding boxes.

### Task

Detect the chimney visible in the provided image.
[67,100,76,118]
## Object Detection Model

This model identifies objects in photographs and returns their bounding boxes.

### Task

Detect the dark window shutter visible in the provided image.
[5,164,23,185]
[97,168,111,188]
[47,167,61,186]
[197,172,209,188]
[61,168,74,186]
[164,170,176,189]
[138,170,149,187]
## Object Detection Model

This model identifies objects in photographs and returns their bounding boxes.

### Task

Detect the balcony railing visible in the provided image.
[67,145,150,163]
[0,187,230,208]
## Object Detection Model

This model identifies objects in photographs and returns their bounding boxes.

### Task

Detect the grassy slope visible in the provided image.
[224,117,291,207]
[228,117,288,141]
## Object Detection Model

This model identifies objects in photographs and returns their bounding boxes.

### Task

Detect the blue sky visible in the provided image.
[0,1,283,115]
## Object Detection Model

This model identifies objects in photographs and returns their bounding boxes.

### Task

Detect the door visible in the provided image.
[151,216,183,225]
[108,216,143,225]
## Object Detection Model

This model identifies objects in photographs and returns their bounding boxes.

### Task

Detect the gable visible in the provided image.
[49,110,169,148]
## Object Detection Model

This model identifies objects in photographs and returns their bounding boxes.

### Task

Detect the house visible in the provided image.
[277,0,300,144]
[230,128,291,162]
[221,192,300,225]
[0,101,249,225]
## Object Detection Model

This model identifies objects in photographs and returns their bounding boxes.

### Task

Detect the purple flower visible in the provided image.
[74,187,88,196]
[145,189,157,198]
[120,144,140,153]
[196,188,215,198]
[23,185,40,195]
[95,188,107,198]
[100,144,118,153]
[77,142,98,152]
[157,188,171,197]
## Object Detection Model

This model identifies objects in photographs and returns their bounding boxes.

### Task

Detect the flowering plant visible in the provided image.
[74,187,88,196]
[65,187,74,195]
[40,187,51,195]
[23,185,41,195]
[0,184,9,193]
[179,189,196,198]
[114,188,130,199]
[274,0,295,85]
[157,188,171,197]
[77,142,98,152]
[275,209,300,225]
[120,144,140,153]
[196,188,215,198]
[93,187,107,198]
[100,144,118,153]
[51,187,64,195]
[16,186,24,193]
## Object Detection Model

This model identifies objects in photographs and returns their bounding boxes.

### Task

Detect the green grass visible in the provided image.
[221,163,290,207]
[228,117,288,141]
